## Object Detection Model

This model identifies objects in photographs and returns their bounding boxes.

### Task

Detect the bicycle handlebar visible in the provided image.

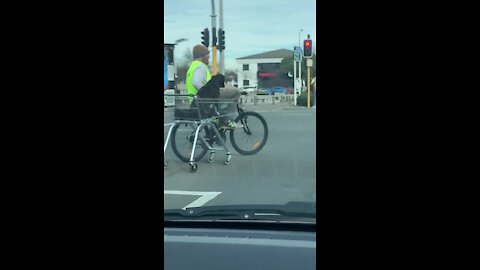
[164,94,196,97]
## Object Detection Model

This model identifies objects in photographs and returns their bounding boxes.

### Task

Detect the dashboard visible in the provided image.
[164,222,316,270]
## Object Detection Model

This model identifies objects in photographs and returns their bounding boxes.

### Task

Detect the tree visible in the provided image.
[175,47,192,83]
[224,69,237,80]
[279,55,294,77]
[280,54,316,82]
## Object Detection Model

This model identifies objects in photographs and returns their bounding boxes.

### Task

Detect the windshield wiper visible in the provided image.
[164,201,316,222]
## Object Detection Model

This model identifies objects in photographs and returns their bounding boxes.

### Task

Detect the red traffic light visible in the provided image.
[303,39,313,58]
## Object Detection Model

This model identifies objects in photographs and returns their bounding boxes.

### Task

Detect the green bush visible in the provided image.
[296,91,314,107]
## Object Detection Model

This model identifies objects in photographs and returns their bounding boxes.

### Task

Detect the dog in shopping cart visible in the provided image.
[192,73,243,130]
[197,74,224,99]
[194,74,226,117]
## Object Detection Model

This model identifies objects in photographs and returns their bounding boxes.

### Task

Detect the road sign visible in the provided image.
[294,46,302,62]
[294,52,301,62]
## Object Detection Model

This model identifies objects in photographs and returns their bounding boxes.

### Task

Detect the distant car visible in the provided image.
[242,87,256,95]
[256,88,270,95]
[243,87,257,93]
[285,87,294,94]
[268,87,287,95]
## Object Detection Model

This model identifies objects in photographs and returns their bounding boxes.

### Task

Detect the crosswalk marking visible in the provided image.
[164,190,222,210]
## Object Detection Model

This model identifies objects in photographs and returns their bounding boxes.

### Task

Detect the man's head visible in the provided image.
[193,44,210,65]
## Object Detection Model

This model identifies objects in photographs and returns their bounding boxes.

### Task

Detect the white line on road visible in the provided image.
[164,190,222,210]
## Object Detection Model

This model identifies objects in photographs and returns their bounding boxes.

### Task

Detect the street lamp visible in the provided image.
[173,38,188,65]
[298,29,303,47]
[174,38,188,45]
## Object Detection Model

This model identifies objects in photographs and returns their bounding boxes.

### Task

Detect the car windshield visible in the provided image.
[164,0,316,224]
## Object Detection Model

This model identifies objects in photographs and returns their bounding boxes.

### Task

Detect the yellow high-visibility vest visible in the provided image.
[186,60,211,102]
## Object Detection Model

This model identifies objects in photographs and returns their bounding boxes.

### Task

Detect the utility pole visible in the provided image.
[293,55,297,105]
[298,29,303,47]
[298,29,303,95]
[210,0,218,75]
[219,0,225,74]
[299,55,302,94]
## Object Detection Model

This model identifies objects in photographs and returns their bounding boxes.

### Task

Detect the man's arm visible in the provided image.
[192,65,208,91]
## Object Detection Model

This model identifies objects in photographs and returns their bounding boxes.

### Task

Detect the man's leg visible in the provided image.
[218,88,241,119]
[219,88,241,101]
[218,88,241,128]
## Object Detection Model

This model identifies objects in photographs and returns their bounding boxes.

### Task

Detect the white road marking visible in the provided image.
[164,190,222,210]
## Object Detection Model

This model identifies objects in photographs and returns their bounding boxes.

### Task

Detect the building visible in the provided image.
[163,43,177,90]
[164,43,177,106]
[236,49,293,90]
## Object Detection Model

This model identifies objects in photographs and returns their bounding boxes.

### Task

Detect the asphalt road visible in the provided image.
[164,105,316,210]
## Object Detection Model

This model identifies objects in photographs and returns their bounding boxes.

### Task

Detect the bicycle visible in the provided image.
[164,94,268,172]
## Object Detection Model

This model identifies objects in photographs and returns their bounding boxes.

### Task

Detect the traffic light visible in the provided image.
[218,29,225,51]
[303,39,313,58]
[201,28,210,47]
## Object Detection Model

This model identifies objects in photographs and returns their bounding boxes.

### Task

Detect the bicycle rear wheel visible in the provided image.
[171,123,209,162]
[230,111,268,155]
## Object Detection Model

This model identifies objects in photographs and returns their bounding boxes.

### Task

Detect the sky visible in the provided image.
[164,0,316,71]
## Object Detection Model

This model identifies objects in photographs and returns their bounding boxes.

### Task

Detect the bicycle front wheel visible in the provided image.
[230,111,268,155]
[171,123,209,162]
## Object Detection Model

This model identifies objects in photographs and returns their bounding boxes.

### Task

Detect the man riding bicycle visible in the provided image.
[186,44,242,130]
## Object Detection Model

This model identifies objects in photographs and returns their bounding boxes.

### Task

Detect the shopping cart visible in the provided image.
[164,94,235,171]
[164,93,269,172]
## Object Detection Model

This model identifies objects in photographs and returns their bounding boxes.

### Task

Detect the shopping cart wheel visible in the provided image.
[224,153,232,165]
[207,152,215,163]
[190,163,198,172]
[164,159,168,168]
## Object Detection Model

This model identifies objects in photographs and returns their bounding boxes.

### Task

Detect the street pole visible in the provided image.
[299,55,302,93]
[298,29,303,47]
[219,0,225,74]
[307,64,311,109]
[210,0,218,75]
[298,29,303,92]
[293,57,297,106]
[174,38,188,45]
[306,35,313,109]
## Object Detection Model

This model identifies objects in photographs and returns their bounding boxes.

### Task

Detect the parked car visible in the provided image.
[268,87,287,95]
[244,87,256,93]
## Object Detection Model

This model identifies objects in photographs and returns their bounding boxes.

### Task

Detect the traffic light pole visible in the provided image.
[210,0,218,75]
[219,0,224,74]
[293,58,297,106]
[306,59,313,109]
[299,57,302,93]
[307,64,311,109]
[212,47,218,75]
[303,35,313,109]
